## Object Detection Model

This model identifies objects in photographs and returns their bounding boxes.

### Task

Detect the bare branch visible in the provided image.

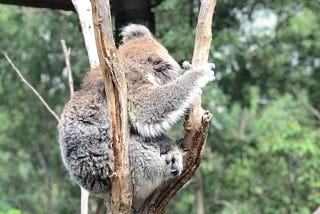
[71,0,99,69]
[195,169,205,214]
[313,207,320,214]
[80,187,89,214]
[2,52,60,123]
[290,85,320,120]
[61,40,74,97]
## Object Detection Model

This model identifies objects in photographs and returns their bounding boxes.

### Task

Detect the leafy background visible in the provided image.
[0,0,319,213]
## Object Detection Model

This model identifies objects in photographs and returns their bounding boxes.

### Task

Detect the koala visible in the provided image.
[58,24,215,207]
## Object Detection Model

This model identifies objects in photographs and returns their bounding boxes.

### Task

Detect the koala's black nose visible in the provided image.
[171,157,176,164]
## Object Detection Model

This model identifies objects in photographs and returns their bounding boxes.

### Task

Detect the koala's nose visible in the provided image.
[170,169,180,177]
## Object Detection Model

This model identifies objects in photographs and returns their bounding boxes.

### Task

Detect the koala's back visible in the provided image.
[59,68,114,195]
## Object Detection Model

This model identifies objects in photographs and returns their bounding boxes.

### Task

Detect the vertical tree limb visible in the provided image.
[71,0,99,69]
[139,0,217,213]
[91,0,132,213]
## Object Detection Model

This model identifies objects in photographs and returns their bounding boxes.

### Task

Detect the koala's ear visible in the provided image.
[120,24,153,44]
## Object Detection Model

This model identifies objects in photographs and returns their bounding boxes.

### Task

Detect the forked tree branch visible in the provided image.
[139,0,217,213]
[2,51,61,123]
[91,0,132,213]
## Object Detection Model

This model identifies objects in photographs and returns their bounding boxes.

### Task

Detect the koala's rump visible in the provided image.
[59,92,114,195]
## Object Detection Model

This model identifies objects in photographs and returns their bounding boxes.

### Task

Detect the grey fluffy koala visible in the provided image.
[58,24,215,205]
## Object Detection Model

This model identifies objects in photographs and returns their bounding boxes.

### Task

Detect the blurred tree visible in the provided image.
[0,5,88,213]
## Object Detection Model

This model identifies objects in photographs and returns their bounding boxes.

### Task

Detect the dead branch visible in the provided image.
[91,0,132,213]
[2,51,60,123]
[139,0,217,213]
[71,0,99,69]
[61,40,74,97]
[290,85,320,120]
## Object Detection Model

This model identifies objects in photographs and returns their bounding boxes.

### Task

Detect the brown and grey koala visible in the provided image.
[58,24,215,205]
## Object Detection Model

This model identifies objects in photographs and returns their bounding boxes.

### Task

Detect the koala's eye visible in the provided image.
[155,63,172,72]
[147,57,161,66]
[147,56,172,72]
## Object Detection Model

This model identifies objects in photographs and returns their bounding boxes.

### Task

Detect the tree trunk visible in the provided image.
[91,0,132,213]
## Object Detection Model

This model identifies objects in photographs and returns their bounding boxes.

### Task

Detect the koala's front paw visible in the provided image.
[166,151,183,179]
[196,63,216,87]
[182,61,192,70]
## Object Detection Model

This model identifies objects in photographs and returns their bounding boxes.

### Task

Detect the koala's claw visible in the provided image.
[208,63,216,70]
[194,62,216,87]
[182,61,192,70]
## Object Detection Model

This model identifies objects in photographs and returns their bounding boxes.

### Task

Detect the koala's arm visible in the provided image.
[129,63,215,137]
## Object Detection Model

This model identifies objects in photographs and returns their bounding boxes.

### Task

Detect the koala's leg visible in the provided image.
[129,63,215,137]
[59,114,114,196]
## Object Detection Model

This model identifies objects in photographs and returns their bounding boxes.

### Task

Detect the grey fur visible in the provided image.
[58,24,214,205]
[120,24,152,44]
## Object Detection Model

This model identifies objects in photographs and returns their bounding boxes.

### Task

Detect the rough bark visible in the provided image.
[91,0,132,213]
[139,0,217,213]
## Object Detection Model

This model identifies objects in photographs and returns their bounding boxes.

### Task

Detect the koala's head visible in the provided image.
[118,24,181,86]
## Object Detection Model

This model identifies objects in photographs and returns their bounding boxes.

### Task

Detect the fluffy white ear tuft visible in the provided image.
[120,24,152,43]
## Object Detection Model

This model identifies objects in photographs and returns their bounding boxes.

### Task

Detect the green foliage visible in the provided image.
[207,90,320,213]
[0,5,86,213]
[1,0,319,213]
[0,209,21,214]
